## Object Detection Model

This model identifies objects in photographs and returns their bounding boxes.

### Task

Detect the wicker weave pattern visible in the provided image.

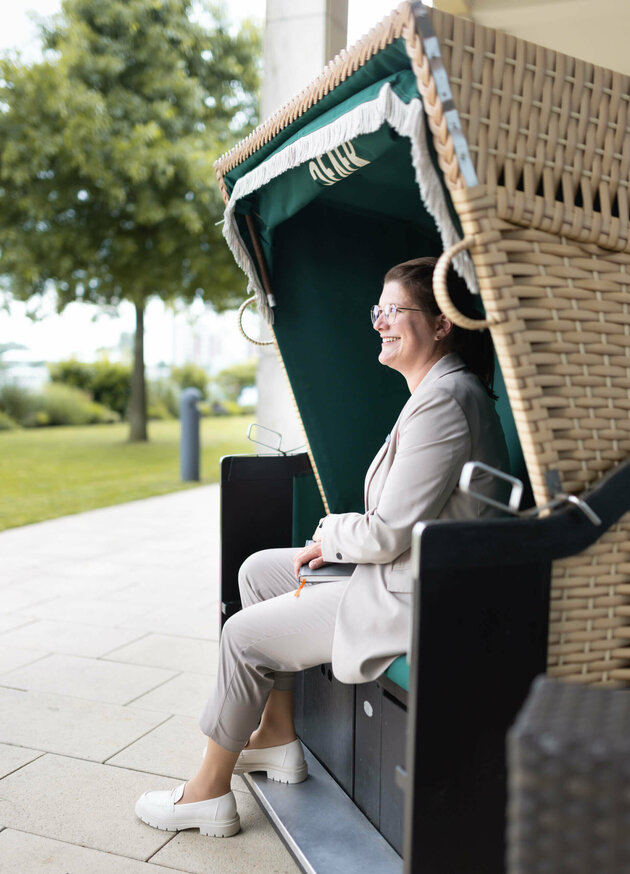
[549,517,630,685]
[432,10,630,253]
[401,6,466,192]
[453,185,630,685]
[216,4,630,251]
[453,185,630,504]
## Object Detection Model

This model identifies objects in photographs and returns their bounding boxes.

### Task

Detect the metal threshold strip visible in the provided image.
[242,748,402,874]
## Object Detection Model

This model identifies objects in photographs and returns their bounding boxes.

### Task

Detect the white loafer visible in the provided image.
[135,784,240,837]
[233,738,308,784]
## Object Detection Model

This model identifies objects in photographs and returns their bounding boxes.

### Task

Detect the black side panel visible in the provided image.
[219,453,313,623]
[354,679,383,826]
[299,664,356,796]
[404,557,551,874]
[380,691,406,855]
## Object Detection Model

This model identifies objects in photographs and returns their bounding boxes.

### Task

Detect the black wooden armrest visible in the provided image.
[401,459,630,874]
[415,458,630,572]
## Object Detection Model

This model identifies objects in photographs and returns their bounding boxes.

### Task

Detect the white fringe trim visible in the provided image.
[223,81,477,323]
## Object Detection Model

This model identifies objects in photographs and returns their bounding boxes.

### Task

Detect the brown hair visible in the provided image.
[384,256,497,399]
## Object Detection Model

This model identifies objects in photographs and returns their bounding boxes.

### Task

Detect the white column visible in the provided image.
[255,0,348,452]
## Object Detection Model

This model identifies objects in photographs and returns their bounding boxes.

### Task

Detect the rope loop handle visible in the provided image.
[238,296,274,346]
[434,238,497,331]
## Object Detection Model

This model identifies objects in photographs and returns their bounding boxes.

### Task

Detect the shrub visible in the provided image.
[147,401,172,420]
[0,409,19,430]
[170,363,209,398]
[37,383,91,426]
[47,359,92,392]
[48,357,131,417]
[27,383,119,427]
[84,400,120,425]
[148,379,180,419]
[0,383,39,424]
[220,400,250,416]
[198,400,225,416]
[90,358,132,417]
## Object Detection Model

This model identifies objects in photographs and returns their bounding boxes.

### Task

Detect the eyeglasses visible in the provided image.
[370,303,424,325]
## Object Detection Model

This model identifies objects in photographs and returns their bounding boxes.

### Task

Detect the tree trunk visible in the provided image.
[128,300,148,442]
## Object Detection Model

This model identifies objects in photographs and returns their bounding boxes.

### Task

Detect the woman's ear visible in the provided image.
[435,313,453,340]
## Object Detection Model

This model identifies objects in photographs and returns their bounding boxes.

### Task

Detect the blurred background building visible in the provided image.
[255,0,349,451]
[433,0,630,74]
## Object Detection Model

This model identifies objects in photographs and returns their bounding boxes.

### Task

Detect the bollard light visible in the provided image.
[180,387,201,482]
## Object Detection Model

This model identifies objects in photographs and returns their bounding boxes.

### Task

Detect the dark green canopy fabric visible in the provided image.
[222,39,416,195]
[220,36,526,521]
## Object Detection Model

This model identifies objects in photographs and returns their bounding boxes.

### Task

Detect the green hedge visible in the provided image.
[0,409,19,431]
[48,357,131,417]
[0,382,119,427]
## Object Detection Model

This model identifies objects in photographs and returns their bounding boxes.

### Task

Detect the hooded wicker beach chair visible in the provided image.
[214,3,630,871]
[215,0,630,689]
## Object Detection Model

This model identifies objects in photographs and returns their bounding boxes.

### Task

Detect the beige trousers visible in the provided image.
[199,548,349,752]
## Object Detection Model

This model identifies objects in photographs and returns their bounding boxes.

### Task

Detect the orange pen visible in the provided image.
[294,577,307,597]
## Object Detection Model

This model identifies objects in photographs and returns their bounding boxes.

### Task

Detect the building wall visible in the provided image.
[256,0,348,452]
[434,0,630,75]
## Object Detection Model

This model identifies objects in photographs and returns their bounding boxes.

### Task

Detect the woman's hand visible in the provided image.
[292,541,326,580]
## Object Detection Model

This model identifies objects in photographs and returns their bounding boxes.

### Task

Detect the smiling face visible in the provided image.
[374,280,451,391]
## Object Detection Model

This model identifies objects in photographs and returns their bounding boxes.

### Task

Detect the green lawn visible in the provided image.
[0,416,253,531]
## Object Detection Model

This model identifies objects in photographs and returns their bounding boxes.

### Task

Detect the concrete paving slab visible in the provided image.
[0,743,43,779]
[150,790,301,874]
[0,688,168,762]
[105,634,219,675]
[0,644,47,674]
[106,715,205,779]
[0,565,49,588]
[0,653,177,706]
[0,485,298,871]
[50,557,145,582]
[109,581,218,605]
[8,536,112,563]
[107,565,217,591]
[106,715,248,796]
[3,573,136,602]
[0,553,43,577]
[113,550,217,573]
[0,754,177,860]
[104,715,238,788]
[128,672,212,719]
[0,830,190,874]
[0,586,56,615]
[0,614,33,633]
[0,619,144,659]
[122,603,220,641]
[2,574,120,600]
[23,597,151,627]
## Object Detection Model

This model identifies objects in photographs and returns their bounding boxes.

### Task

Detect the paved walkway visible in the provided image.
[0,487,300,874]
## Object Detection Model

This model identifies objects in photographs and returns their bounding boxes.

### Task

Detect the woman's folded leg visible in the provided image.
[136,549,349,836]
[200,577,348,751]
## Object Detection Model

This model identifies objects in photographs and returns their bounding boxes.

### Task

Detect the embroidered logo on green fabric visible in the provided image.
[308,141,370,187]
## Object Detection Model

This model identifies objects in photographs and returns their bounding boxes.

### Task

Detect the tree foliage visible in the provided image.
[0,0,261,439]
[215,358,257,402]
[170,362,209,397]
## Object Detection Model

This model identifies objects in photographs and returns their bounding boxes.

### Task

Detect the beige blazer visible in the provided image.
[320,353,509,684]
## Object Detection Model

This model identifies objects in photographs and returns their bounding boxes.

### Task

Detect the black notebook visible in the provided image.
[299,540,356,582]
